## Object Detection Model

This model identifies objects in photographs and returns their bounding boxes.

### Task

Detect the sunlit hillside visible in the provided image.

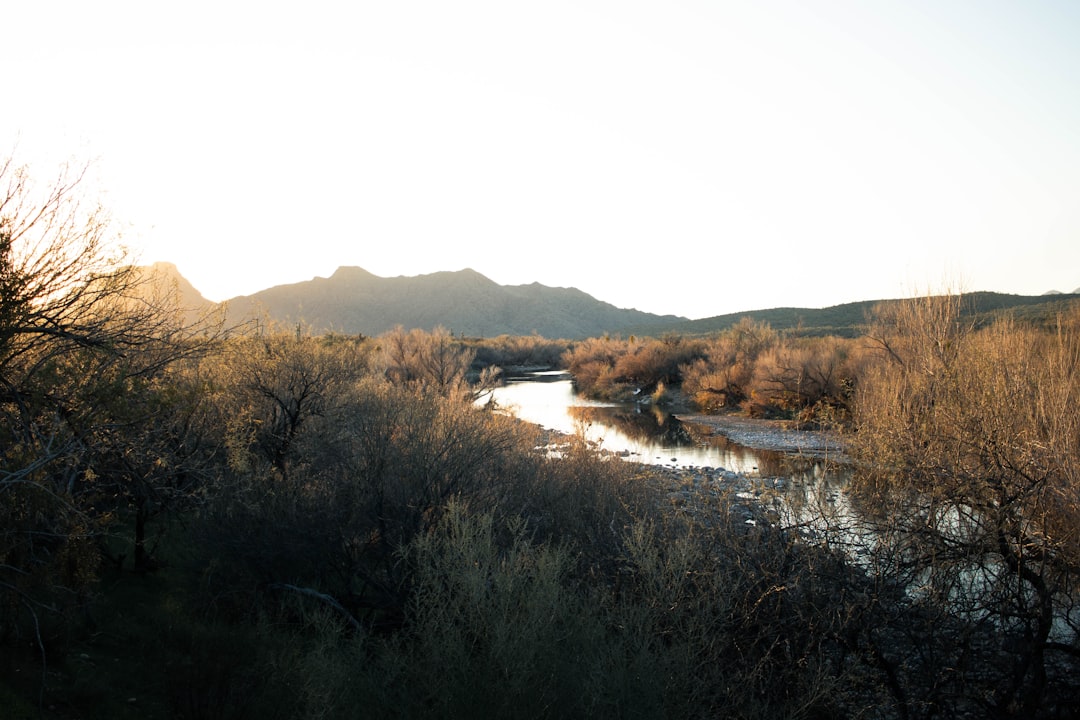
[216,266,686,338]
[629,291,1080,338]
[151,264,1080,340]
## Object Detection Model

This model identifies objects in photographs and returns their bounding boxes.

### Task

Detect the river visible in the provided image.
[488,371,866,558]
[487,370,835,479]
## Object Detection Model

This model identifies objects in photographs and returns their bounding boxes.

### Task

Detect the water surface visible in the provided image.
[489,372,779,473]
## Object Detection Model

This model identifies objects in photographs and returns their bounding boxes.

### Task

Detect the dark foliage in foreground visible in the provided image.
[3,157,1079,718]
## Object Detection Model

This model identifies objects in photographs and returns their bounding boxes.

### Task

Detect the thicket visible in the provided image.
[3,157,1079,718]
[468,333,570,372]
[565,320,864,424]
[562,333,706,403]
[847,294,1080,717]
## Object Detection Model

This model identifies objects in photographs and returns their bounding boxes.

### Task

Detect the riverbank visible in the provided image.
[676,412,848,459]
[531,412,841,528]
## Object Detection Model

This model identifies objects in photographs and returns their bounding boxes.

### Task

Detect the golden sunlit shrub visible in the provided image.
[681,318,777,410]
[565,334,704,402]
[850,294,1080,716]
[747,336,857,421]
[469,333,570,369]
[612,335,704,395]
[575,359,625,400]
[562,335,641,399]
[379,325,491,395]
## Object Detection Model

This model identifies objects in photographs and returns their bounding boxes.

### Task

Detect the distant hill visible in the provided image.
[130,262,216,325]
[219,266,687,339]
[627,291,1080,338]
[145,264,1079,340]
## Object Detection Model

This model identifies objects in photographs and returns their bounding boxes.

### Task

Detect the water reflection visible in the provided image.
[488,373,827,476]
[489,373,862,557]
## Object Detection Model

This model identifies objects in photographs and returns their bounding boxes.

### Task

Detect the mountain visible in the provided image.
[220,266,686,339]
[628,291,1080,338]
[145,264,1080,340]
[138,262,212,307]
[129,262,217,325]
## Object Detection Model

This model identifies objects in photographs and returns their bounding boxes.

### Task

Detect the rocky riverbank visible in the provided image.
[676,412,848,459]
[530,406,851,528]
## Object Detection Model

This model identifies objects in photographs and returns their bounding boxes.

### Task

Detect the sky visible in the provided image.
[3,1,1079,320]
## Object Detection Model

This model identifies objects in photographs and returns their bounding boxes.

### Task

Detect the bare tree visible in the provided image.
[217,330,366,479]
[0,156,222,638]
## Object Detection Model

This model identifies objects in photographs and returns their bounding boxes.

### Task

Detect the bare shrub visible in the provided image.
[380,325,498,398]
[214,331,369,479]
[499,433,664,579]
[681,318,777,411]
[562,335,629,399]
[611,335,704,398]
[612,506,886,719]
[197,370,537,626]
[850,294,1080,717]
[0,156,222,640]
[749,336,856,422]
[470,333,569,369]
[257,491,886,720]
[379,501,607,718]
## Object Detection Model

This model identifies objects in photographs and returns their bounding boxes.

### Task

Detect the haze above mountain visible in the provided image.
[146,263,1080,340]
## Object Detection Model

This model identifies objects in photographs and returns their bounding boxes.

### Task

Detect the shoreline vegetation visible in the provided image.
[3,159,1080,718]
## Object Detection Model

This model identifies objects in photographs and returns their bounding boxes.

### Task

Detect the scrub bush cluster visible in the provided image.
[3,157,1079,718]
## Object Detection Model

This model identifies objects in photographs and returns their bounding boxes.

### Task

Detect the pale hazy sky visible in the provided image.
[4,1,1079,319]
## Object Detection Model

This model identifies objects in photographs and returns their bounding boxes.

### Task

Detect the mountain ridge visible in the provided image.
[218,265,686,339]
[144,263,1080,340]
[628,291,1080,338]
